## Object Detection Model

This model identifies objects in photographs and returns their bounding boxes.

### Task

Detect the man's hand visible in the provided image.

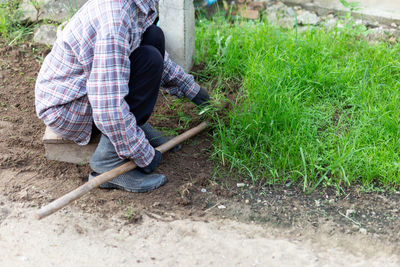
[138,149,162,174]
[191,87,210,107]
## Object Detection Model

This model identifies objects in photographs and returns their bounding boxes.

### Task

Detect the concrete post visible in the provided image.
[159,0,195,72]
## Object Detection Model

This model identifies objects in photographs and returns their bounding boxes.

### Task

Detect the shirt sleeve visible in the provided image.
[86,32,155,168]
[161,51,200,100]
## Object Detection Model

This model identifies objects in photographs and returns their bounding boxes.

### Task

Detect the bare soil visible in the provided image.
[0,41,400,265]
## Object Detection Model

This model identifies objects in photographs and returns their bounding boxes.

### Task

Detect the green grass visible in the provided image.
[0,0,35,45]
[195,16,400,190]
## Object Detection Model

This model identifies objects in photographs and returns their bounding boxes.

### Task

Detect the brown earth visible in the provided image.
[0,41,400,264]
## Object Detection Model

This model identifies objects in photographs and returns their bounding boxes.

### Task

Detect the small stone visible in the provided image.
[366,20,379,28]
[351,224,359,231]
[297,11,320,25]
[240,9,259,20]
[328,199,335,204]
[152,202,161,207]
[18,0,37,22]
[286,7,296,17]
[33,24,58,46]
[18,0,87,23]
[391,23,397,28]
[359,228,367,235]
[245,199,249,204]
[236,183,246,188]
[248,1,266,11]
[217,205,226,209]
[346,209,355,217]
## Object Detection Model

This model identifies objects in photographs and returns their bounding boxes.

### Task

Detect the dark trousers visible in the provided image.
[126,25,165,126]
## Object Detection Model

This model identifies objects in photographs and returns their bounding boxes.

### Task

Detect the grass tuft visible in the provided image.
[195,16,400,190]
[0,0,35,44]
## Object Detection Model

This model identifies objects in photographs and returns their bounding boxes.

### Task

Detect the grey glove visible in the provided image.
[191,87,210,107]
[138,149,162,174]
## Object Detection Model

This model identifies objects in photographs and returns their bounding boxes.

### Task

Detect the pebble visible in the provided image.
[286,7,296,17]
[236,183,246,188]
[217,205,226,209]
[245,199,249,204]
[328,199,335,204]
[346,209,355,217]
[359,228,368,235]
[297,11,320,25]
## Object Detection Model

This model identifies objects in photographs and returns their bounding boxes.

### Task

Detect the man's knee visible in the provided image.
[132,45,164,73]
[142,25,165,57]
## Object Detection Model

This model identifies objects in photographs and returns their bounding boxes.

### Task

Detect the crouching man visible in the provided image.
[35,0,210,193]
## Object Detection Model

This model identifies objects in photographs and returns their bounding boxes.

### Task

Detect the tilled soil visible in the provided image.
[0,41,400,264]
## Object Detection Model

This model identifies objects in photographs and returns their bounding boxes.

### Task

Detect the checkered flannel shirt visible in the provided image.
[35,0,200,167]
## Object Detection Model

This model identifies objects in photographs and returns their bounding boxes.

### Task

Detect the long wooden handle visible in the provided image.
[36,121,209,220]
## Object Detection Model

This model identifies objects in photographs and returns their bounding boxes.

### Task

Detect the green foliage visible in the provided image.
[195,16,400,191]
[337,0,370,37]
[339,0,360,12]
[0,0,34,44]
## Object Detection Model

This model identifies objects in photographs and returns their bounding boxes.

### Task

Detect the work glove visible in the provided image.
[191,87,210,107]
[138,149,162,174]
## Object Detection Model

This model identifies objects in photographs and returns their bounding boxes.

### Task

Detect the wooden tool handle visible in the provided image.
[36,121,209,220]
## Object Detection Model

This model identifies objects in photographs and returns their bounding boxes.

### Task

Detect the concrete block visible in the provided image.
[43,127,98,165]
[283,0,400,26]
[159,0,195,72]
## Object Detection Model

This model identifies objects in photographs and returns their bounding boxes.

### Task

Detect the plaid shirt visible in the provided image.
[35,0,200,167]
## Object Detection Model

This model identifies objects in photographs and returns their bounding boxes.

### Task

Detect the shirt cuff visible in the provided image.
[185,82,201,100]
[132,142,155,167]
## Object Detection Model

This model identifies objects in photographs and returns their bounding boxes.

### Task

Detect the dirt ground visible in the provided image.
[1,42,400,265]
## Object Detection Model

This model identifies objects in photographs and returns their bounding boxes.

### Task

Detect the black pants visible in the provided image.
[126,25,165,126]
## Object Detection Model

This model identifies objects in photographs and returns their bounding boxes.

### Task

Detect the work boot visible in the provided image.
[89,134,166,193]
[140,122,182,152]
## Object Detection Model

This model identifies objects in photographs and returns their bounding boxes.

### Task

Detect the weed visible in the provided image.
[196,15,400,190]
[0,0,35,44]
[123,208,142,223]
[124,208,136,220]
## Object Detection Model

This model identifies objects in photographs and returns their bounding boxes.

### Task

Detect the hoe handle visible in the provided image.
[36,121,209,220]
